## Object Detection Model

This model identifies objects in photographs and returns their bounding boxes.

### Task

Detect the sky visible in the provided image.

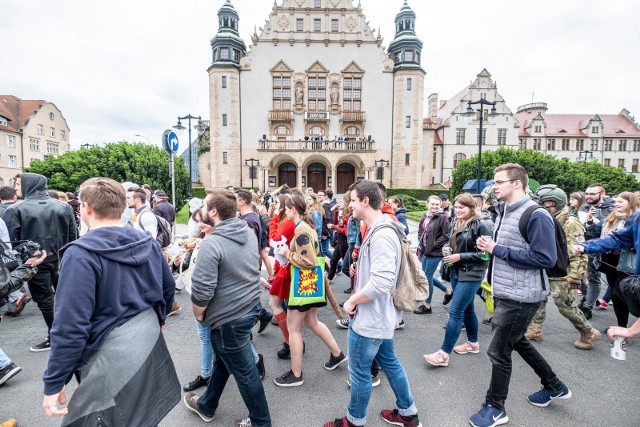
[2,0,639,153]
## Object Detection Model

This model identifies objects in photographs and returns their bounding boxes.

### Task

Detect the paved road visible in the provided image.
[1,222,638,426]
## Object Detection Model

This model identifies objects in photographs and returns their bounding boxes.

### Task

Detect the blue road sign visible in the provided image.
[162,129,180,156]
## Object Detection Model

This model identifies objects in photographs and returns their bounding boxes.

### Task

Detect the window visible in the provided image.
[477,128,487,144]
[406,78,412,91]
[49,112,54,120]
[534,125,542,133]
[223,152,228,164]
[619,140,627,151]
[309,126,325,136]
[307,76,326,111]
[592,126,599,134]
[275,125,289,135]
[590,139,598,151]
[547,138,555,151]
[562,138,570,150]
[342,76,361,111]
[604,139,613,151]
[404,51,414,62]
[405,153,410,166]
[29,138,40,151]
[220,48,229,60]
[498,129,507,146]
[331,19,338,32]
[345,126,359,135]
[49,127,55,137]
[272,75,292,110]
[455,129,465,145]
[38,124,44,135]
[222,114,228,126]
[405,116,411,128]
[576,139,584,151]
[604,158,610,167]
[60,130,66,140]
[453,153,466,168]
[634,140,640,151]
[8,155,17,168]
[314,0,321,6]
[296,18,303,31]
[618,158,625,169]
[7,135,15,147]
[314,19,321,32]
[533,138,542,150]
[47,141,59,154]
[222,76,227,88]
[633,159,639,173]
[233,49,240,62]
[519,139,527,149]
[0,116,7,126]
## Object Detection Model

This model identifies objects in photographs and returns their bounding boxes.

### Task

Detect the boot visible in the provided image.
[574,328,602,350]
[525,322,543,341]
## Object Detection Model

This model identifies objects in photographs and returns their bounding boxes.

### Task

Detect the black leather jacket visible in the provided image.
[0,261,38,311]
[451,216,493,282]
[417,212,450,258]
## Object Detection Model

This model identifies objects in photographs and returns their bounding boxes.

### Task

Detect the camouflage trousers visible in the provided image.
[532,278,593,333]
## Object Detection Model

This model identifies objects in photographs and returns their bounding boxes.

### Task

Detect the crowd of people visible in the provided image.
[1,165,639,427]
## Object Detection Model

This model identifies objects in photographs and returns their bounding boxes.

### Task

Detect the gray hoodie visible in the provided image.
[352,215,403,340]
[190,217,261,329]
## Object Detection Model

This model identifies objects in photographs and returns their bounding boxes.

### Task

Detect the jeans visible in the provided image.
[0,347,10,368]
[28,259,59,335]
[486,298,561,409]
[347,328,417,426]
[198,304,271,426]
[196,320,215,378]
[584,255,601,309]
[421,256,448,304]
[320,238,333,259]
[441,270,481,354]
[259,304,272,322]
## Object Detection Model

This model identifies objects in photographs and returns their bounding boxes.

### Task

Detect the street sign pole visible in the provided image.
[162,129,179,238]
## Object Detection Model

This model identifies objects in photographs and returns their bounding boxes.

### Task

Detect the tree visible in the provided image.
[451,147,640,196]
[26,142,190,210]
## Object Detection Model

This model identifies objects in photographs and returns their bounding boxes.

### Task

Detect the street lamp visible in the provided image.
[374,159,389,183]
[173,114,203,198]
[134,134,151,145]
[245,158,260,189]
[463,97,499,193]
[577,150,594,162]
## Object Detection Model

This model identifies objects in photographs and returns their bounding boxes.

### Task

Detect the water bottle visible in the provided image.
[480,236,492,261]
[443,243,453,266]
[610,337,627,361]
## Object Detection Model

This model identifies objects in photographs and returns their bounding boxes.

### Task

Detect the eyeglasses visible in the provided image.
[493,179,515,186]
[585,191,602,196]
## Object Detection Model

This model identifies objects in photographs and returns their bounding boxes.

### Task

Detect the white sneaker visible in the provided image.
[336,317,350,329]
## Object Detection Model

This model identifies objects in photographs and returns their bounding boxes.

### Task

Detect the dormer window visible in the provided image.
[0,116,7,126]
[592,126,599,134]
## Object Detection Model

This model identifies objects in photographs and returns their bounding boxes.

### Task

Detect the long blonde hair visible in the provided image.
[604,191,639,230]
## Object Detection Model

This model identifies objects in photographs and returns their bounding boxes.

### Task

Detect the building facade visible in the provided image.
[201,0,429,192]
[0,95,70,186]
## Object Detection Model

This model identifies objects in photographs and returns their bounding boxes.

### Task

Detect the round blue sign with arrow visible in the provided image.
[162,129,180,155]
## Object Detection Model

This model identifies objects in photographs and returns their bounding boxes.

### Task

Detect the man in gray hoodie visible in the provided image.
[183,189,271,427]
[324,180,422,427]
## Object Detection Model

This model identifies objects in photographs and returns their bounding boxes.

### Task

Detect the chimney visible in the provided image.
[428,93,438,123]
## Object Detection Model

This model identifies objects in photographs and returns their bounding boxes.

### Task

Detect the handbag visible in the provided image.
[288,256,326,306]
[618,275,640,317]
[440,262,452,282]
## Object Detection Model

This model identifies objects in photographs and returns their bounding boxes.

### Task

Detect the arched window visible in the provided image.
[309,126,325,136]
[453,153,467,167]
[345,126,359,135]
[275,125,289,135]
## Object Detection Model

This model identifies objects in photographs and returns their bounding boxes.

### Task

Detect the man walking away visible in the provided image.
[153,190,176,226]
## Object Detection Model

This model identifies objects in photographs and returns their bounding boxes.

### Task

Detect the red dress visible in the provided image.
[268,215,296,300]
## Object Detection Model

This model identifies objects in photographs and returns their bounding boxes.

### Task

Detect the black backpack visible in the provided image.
[518,206,569,278]
[138,211,173,248]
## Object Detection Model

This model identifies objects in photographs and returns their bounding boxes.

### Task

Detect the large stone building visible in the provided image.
[201,0,429,192]
[0,95,70,186]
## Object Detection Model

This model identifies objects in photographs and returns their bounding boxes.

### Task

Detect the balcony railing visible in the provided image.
[341,111,366,122]
[269,111,294,121]
[258,139,375,152]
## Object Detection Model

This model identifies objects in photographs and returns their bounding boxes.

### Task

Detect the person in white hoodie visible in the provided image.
[324,179,423,427]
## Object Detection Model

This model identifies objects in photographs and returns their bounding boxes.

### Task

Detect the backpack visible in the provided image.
[138,210,173,248]
[367,224,430,312]
[518,206,569,278]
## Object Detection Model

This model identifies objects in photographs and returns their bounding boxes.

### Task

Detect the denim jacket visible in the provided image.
[347,216,359,244]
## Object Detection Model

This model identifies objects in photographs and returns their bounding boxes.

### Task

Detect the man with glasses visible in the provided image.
[578,184,615,319]
[470,163,571,427]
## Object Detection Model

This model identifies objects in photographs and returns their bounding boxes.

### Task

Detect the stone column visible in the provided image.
[297,166,303,188]
[331,167,337,193]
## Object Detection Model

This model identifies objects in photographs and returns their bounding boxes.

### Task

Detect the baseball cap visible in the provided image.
[439,193,449,200]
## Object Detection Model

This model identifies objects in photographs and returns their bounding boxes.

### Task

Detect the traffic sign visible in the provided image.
[162,129,179,155]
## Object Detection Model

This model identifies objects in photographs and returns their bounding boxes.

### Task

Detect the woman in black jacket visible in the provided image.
[414,195,452,314]
[424,193,491,367]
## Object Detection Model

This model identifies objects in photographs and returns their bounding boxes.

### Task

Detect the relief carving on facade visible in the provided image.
[277,15,290,31]
[240,57,252,69]
[345,16,357,31]
[295,0,305,6]
[329,0,341,7]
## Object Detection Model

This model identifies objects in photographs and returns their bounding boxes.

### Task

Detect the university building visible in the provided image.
[199,0,640,192]
[0,95,71,187]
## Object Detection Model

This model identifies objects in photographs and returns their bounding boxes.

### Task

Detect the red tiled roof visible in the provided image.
[516,111,640,138]
[434,131,442,145]
[0,95,45,133]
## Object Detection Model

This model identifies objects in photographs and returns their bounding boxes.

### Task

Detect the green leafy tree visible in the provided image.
[451,147,640,196]
[26,142,189,210]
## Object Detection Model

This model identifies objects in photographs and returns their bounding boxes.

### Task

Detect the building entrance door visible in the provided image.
[336,163,355,194]
[278,162,297,187]
[307,162,326,192]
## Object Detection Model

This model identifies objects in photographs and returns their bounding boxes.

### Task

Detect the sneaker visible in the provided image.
[183,392,214,422]
[347,373,381,388]
[527,382,571,407]
[453,341,480,354]
[482,316,492,325]
[442,292,453,306]
[380,409,422,427]
[256,354,265,380]
[182,374,209,392]
[270,315,279,326]
[442,316,465,331]
[413,305,432,315]
[274,370,303,387]
[324,351,348,370]
[258,313,273,334]
[336,317,350,329]
[167,303,181,317]
[423,350,449,367]
[469,403,508,427]
[396,320,406,330]
[234,418,252,427]
[277,342,291,359]
[597,299,608,309]
[324,417,355,427]
[0,362,23,386]
[30,339,50,352]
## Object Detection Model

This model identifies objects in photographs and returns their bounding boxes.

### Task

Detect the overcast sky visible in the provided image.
[2,0,638,152]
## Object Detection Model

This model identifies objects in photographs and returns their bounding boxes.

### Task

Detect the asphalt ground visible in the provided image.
[1,220,639,426]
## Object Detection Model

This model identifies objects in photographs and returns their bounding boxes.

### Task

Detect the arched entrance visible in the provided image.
[278,162,297,187]
[307,162,326,192]
[336,163,355,194]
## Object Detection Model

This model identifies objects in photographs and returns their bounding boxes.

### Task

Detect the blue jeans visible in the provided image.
[196,320,215,378]
[320,238,333,258]
[0,347,10,368]
[485,298,561,409]
[422,256,448,304]
[197,304,271,426]
[441,270,481,353]
[347,328,418,426]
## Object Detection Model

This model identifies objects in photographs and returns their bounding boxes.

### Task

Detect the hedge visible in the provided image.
[387,188,449,201]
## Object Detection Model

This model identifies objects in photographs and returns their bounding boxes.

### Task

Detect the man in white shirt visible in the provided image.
[127,188,158,239]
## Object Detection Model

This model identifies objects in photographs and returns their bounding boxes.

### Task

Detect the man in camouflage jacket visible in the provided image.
[526,185,602,350]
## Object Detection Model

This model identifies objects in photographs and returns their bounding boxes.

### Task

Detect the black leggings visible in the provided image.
[612,271,631,327]
[328,235,348,280]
